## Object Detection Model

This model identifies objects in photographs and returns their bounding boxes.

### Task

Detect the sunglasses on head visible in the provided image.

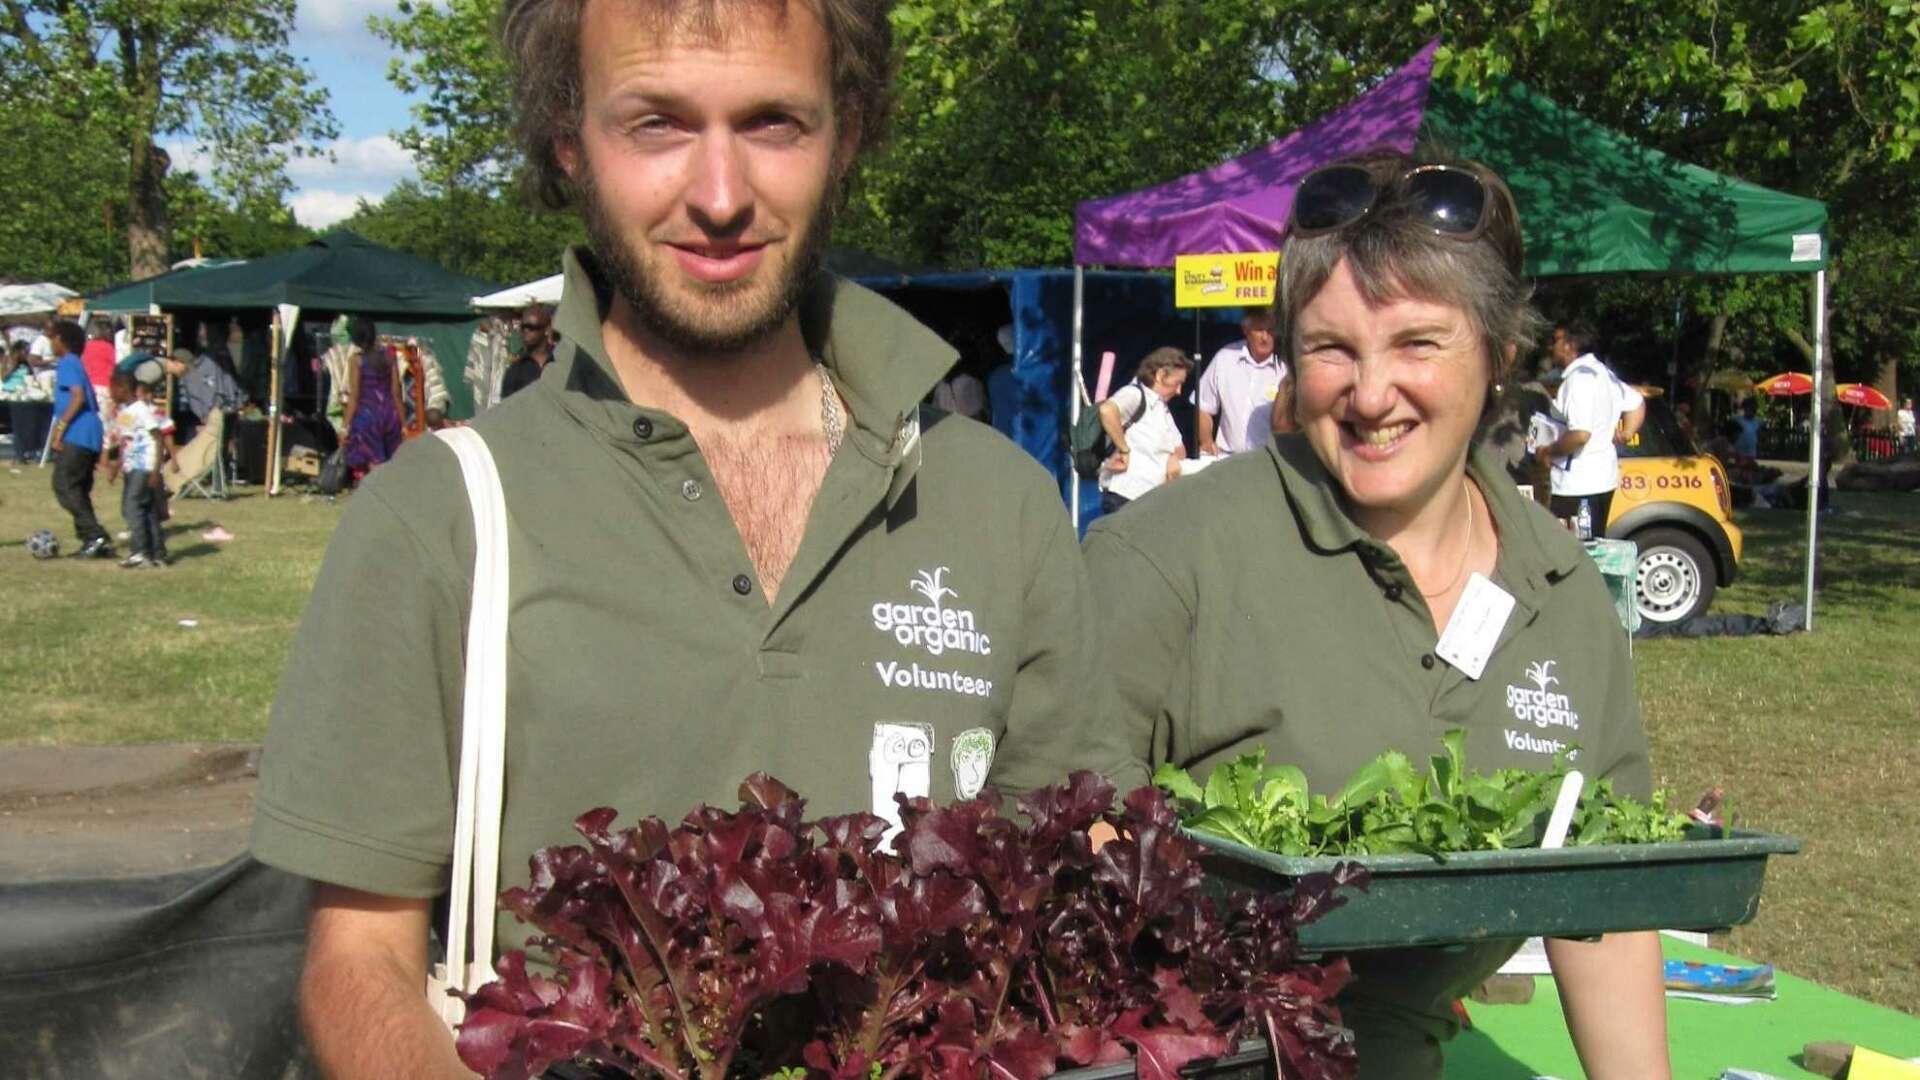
[1290,162,1520,269]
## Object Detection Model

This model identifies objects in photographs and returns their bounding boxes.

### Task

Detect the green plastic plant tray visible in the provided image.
[1192,826,1800,953]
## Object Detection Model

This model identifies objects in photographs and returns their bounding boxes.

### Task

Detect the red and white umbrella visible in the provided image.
[1755,372,1814,397]
[1834,383,1892,410]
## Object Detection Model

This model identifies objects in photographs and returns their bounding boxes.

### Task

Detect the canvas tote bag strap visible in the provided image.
[427,426,510,1029]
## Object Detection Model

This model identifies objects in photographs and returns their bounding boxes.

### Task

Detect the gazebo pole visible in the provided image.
[1804,270,1826,629]
[1070,265,1085,532]
[267,312,283,497]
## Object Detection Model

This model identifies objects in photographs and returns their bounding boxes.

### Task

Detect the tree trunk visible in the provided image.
[127,138,171,279]
[1699,312,1729,428]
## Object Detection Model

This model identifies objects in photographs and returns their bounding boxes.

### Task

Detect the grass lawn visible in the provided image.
[2,461,1916,1016]
[0,463,343,743]
[1638,491,1920,1018]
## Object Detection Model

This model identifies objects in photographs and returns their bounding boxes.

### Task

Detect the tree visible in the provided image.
[166,171,315,264]
[357,0,1917,404]
[841,0,1290,267]
[1263,0,1920,399]
[0,0,336,278]
[335,179,583,286]
[0,90,127,288]
[372,0,514,194]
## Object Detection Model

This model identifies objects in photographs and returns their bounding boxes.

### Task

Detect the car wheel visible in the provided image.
[1632,527,1716,625]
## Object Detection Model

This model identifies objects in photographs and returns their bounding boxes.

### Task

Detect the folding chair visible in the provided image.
[172,411,228,500]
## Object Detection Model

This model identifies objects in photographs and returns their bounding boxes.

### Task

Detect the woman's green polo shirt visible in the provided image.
[1071,433,1652,1076]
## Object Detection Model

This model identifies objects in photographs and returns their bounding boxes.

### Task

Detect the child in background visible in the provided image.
[103,369,178,568]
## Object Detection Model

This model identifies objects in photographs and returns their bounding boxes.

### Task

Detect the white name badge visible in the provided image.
[1434,573,1515,681]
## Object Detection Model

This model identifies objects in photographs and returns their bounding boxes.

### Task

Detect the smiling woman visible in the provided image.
[1015,148,1676,1080]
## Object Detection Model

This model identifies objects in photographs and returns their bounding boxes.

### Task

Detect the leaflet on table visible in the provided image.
[1527,411,1567,453]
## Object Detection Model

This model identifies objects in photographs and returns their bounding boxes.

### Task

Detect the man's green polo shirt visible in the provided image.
[252,249,1131,954]
[1067,434,1652,1076]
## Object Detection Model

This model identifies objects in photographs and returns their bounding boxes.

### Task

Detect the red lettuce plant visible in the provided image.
[454,772,1366,1080]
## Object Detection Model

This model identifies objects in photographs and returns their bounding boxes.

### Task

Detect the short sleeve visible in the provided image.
[1196,356,1224,415]
[1080,524,1196,783]
[1616,379,1644,413]
[250,465,471,898]
[988,487,1153,798]
[1111,383,1150,423]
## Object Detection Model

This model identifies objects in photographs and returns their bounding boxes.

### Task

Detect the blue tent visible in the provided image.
[853,269,1246,526]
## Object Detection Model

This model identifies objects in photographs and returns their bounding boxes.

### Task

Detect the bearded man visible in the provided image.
[250,1,1127,1075]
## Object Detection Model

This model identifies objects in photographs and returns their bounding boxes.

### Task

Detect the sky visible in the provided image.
[224,0,424,229]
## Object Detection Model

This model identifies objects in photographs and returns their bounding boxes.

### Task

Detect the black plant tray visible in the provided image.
[1193,826,1801,952]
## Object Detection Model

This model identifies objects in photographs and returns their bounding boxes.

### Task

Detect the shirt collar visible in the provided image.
[1268,434,1586,586]
[547,246,957,503]
[1235,342,1280,369]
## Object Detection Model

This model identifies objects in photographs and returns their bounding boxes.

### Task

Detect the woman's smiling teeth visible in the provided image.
[1351,421,1415,448]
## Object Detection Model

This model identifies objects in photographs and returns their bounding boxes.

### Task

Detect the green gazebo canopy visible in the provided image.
[145,230,497,315]
[100,230,503,417]
[1422,79,1830,277]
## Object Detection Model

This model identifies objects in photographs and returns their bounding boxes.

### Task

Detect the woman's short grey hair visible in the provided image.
[1279,149,1544,422]
[1135,345,1194,385]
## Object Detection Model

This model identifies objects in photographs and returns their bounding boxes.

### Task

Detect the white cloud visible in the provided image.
[294,0,408,43]
[160,141,217,176]
[289,134,417,183]
[291,189,378,229]
[163,135,417,205]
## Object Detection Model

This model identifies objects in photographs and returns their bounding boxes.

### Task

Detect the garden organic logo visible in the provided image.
[871,568,992,658]
[1506,659,1580,732]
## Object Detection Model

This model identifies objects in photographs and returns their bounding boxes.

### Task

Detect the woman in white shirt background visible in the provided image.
[1098,346,1195,513]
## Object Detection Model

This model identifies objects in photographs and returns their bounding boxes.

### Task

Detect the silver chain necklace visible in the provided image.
[1418,479,1476,599]
[816,362,843,456]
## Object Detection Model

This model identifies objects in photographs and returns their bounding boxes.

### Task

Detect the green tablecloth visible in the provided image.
[1444,937,1920,1079]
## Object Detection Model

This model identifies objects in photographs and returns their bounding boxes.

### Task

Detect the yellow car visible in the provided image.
[1609,401,1743,625]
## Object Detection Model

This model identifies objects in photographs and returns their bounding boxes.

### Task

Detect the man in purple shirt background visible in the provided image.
[1196,308,1288,456]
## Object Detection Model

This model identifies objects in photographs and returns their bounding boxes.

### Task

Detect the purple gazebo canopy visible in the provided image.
[1073,42,1438,268]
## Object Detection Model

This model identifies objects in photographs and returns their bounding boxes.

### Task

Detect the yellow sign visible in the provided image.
[1174,251,1280,309]
[1848,1047,1920,1080]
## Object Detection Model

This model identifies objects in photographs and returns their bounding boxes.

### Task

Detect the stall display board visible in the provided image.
[129,314,174,410]
[128,314,171,355]
[1173,252,1280,308]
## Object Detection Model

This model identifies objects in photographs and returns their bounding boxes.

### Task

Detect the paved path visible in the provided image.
[0,743,258,882]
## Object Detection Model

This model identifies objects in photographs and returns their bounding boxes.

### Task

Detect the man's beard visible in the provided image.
[577,168,836,356]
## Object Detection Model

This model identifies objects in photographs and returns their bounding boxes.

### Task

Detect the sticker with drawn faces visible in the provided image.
[950,728,995,800]
[869,722,933,845]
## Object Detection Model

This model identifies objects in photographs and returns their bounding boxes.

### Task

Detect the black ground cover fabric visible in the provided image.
[0,855,318,1079]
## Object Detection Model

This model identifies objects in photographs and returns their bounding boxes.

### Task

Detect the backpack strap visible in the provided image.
[1120,381,1153,430]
